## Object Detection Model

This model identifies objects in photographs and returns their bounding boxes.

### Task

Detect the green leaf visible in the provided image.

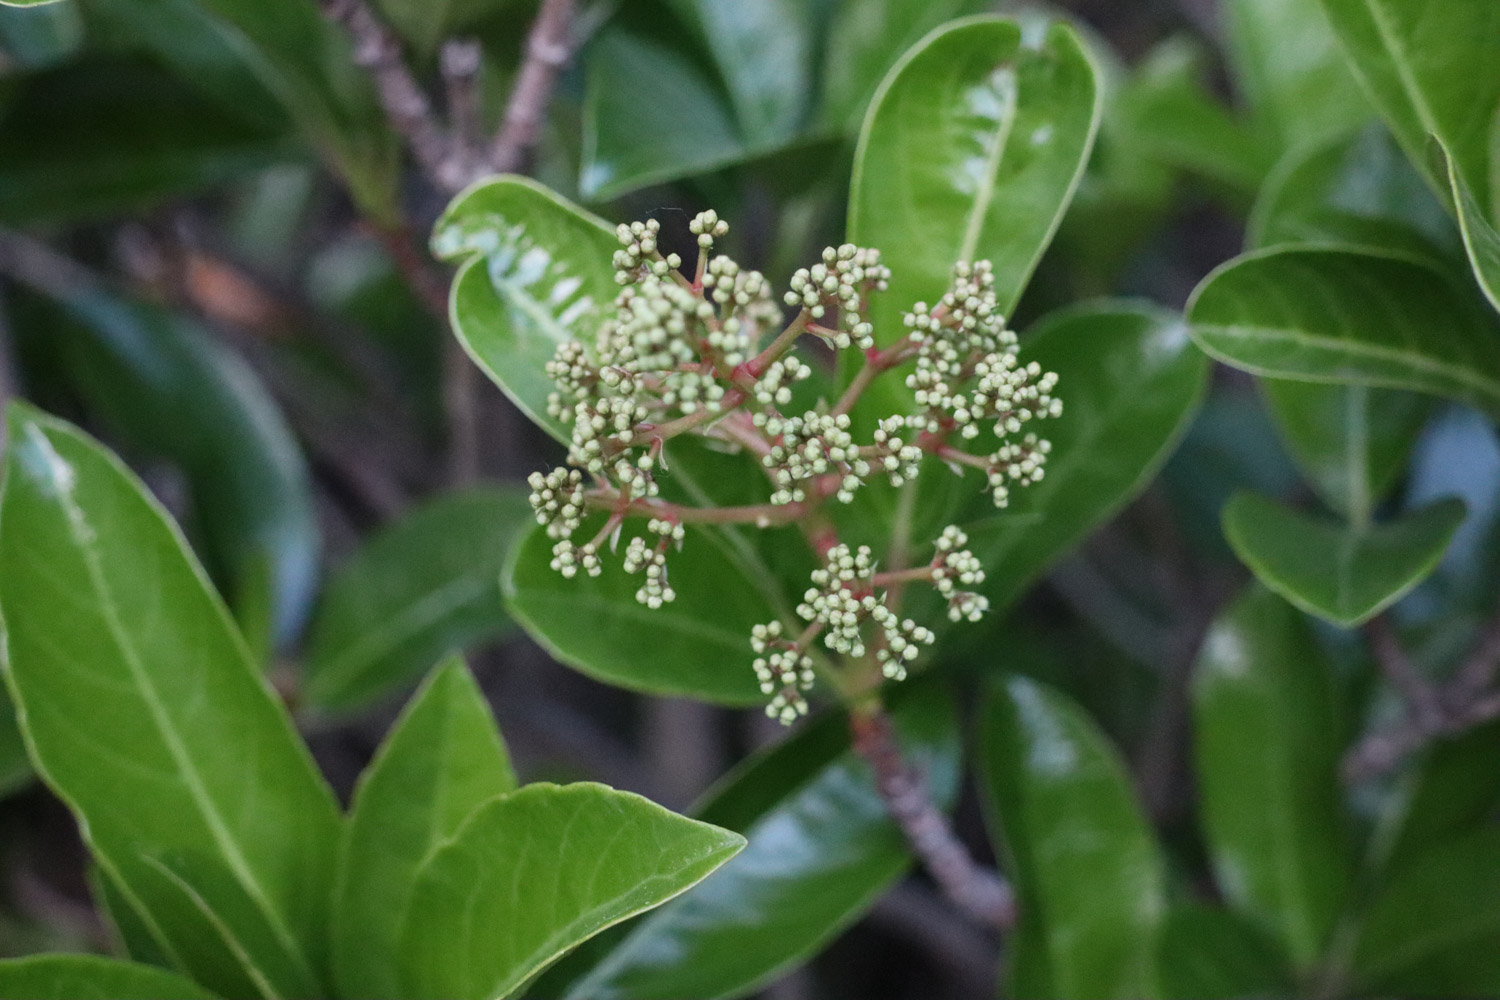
[1222,492,1465,627]
[1380,720,1500,873]
[580,24,746,201]
[435,175,619,443]
[1247,124,1458,260]
[0,0,82,69]
[667,0,816,146]
[0,0,66,6]
[1446,141,1500,315]
[819,0,992,129]
[0,58,295,225]
[334,657,516,999]
[1224,0,1372,151]
[397,782,746,1000]
[0,687,29,798]
[1187,245,1500,413]
[0,405,340,999]
[957,303,1208,612]
[560,682,960,1000]
[504,520,775,704]
[981,675,1166,1000]
[1193,585,1354,967]
[0,955,213,999]
[10,290,318,651]
[1318,0,1500,219]
[301,487,532,714]
[1353,828,1500,995]
[850,15,1102,341]
[1155,903,1292,1000]
[91,868,172,968]
[1258,381,1431,521]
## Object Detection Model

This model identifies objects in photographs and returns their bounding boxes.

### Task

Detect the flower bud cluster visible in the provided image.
[750,621,816,724]
[785,244,890,347]
[613,218,682,283]
[623,518,683,608]
[792,544,935,684]
[903,262,1062,507]
[762,410,868,505]
[931,525,989,622]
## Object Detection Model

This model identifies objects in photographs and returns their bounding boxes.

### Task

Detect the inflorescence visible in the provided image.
[526,211,1061,721]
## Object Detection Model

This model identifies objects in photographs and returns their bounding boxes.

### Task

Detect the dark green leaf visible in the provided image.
[958,303,1208,612]
[1318,0,1500,219]
[0,58,296,225]
[1224,0,1371,151]
[0,0,81,68]
[434,175,619,443]
[1248,124,1458,260]
[1353,828,1500,995]
[302,487,532,714]
[580,25,746,200]
[819,0,991,129]
[1187,246,1500,413]
[1258,381,1430,521]
[561,682,960,1000]
[667,0,816,146]
[1155,903,1292,1000]
[397,782,746,1000]
[91,868,172,968]
[0,955,212,1000]
[0,0,66,6]
[1193,585,1354,967]
[11,290,318,651]
[1380,721,1500,872]
[1446,142,1500,315]
[1222,492,1464,627]
[504,520,775,704]
[0,405,340,998]
[981,675,1165,999]
[334,657,516,999]
[850,15,1102,341]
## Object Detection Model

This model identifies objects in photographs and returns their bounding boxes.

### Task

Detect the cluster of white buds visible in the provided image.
[870,416,924,487]
[903,262,1061,507]
[762,410,869,505]
[527,467,585,539]
[689,209,730,250]
[750,621,816,723]
[931,525,989,622]
[791,544,935,685]
[613,219,682,283]
[753,355,813,407]
[785,244,890,348]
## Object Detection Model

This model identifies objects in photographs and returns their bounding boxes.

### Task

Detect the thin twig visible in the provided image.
[849,707,1016,931]
[1445,591,1500,707]
[488,0,576,174]
[1365,613,1446,731]
[1344,689,1500,782]
[440,39,485,170]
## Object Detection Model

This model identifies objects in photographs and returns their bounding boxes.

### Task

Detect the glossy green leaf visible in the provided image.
[435,175,618,443]
[957,303,1208,612]
[1223,492,1464,627]
[1193,585,1354,967]
[0,0,65,6]
[1258,381,1430,521]
[0,0,81,68]
[334,657,516,999]
[1353,828,1500,995]
[398,782,745,1000]
[1187,246,1500,413]
[580,25,746,200]
[0,405,340,998]
[1319,0,1500,219]
[981,675,1166,999]
[504,520,774,704]
[820,0,990,128]
[668,0,815,145]
[0,955,212,999]
[1224,0,1371,151]
[1248,124,1457,260]
[302,487,531,714]
[849,16,1102,338]
[91,868,172,968]
[11,290,318,651]
[562,682,959,1000]
[0,58,294,225]
[1155,903,1292,1000]
[1447,143,1500,315]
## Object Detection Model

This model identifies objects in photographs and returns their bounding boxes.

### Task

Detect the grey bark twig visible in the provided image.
[489,0,577,174]
[849,708,1016,931]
